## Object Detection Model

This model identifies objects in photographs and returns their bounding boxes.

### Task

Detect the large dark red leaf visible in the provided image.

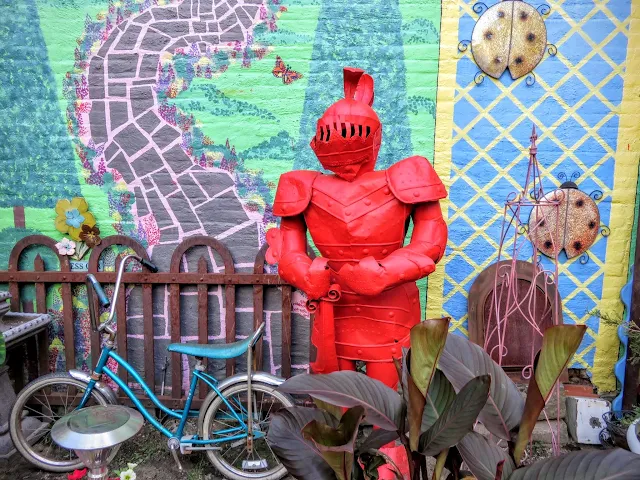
[513,325,586,463]
[457,431,515,480]
[279,371,402,431]
[267,406,338,480]
[418,375,490,456]
[509,448,640,479]
[438,334,523,440]
[303,406,365,480]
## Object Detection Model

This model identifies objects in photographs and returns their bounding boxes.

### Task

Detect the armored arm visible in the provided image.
[339,156,448,295]
[277,215,330,300]
[377,200,447,287]
[265,170,330,300]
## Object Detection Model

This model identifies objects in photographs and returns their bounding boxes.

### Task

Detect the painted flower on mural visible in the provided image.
[55,238,76,256]
[80,225,101,248]
[55,197,96,240]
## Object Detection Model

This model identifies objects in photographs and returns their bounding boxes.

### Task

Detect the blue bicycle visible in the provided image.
[9,254,293,480]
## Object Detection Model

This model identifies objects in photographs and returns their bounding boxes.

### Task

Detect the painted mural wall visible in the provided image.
[432,0,639,391]
[0,0,637,392]
[0,0,441,385]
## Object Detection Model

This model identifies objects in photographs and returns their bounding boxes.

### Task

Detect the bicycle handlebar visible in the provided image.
[87,274,111,308]
[96,254,158,333]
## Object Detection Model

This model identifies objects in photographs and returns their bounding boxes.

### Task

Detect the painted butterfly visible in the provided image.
[272,56,303,85]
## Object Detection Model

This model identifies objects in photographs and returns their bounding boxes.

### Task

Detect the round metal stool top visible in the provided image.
[52,405,144,450]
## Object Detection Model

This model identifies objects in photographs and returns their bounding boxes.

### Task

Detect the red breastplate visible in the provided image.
[304,172,411,272]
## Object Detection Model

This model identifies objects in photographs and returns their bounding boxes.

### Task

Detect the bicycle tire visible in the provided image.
[200,381,293,480]
[9,372,113,472]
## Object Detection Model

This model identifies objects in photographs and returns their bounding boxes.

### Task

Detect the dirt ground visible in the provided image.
[2,423,237,480]
[0,423,594,480]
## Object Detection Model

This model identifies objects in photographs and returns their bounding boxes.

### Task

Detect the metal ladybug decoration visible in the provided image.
[459,1,557,85]
[528,173,610,264]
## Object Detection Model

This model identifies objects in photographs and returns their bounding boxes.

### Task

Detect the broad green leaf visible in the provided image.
[315,398,344,420]
[303,406,365,480]
[410,318,450,395]
[509,448,640,479]
[438,334,524,440]
[358,450,404,480]
[407,372,426,451]
[422,369,456,432]
[432,448,449,480]
[267,407,339,480]
[0,333,5,366]
[279,371,402,431]
[457,432,515,480]
[513,325,586,464]
[418,375,491,456]
[535,325,586,399]
[356,429,400,455]
[407,319,449,451]
[359,451,386,480]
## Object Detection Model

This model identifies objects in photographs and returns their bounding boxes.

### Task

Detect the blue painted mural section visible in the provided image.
[0,0,80,208]
[294,0,412,171]
[444,0,631,372]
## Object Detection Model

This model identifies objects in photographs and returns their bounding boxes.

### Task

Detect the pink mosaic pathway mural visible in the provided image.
[76,0,309,385]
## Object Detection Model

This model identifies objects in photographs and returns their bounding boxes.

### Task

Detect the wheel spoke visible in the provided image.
[204,384,291,475]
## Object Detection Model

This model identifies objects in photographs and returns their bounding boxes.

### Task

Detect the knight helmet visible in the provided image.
[310,67,382,181]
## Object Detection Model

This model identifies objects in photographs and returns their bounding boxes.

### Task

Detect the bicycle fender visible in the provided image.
[68,369,119,405]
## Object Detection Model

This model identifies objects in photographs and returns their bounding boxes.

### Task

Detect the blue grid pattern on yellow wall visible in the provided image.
[444,0,631,372]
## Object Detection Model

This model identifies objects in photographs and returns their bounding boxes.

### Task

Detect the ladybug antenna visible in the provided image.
[343,67,374,106]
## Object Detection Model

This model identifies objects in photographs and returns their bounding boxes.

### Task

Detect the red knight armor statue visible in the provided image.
[266,67,448,389]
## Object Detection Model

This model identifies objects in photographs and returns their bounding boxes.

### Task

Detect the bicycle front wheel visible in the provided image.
[9,372,112,472]
[200,381,293,480]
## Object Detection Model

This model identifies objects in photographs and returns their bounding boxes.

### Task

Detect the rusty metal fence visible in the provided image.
[0,234,298,408]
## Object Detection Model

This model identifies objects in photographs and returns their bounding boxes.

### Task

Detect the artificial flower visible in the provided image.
[79,225,101,248]
[68,468,87,480]
[72,242,90,261]
[55,197,96,241]
[55,238,76,256]
[119,469,136,480]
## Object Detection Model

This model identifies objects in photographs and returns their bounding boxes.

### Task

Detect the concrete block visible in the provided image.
[566,396,610,445]
[531,419,570,446]
[476,418,570,447]
[537,384,567,421]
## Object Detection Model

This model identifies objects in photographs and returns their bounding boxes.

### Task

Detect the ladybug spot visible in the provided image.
[485,30,493,40]
[544,240,552,249]
[498,10,505,18]
[515,57,523,65]
[573,241,582,251]
[576,199,584,207]
[540,220,545,227]
[527,32,536,42]
[494,57,502,64]
[589,221,596,229]
[520,11,529,20]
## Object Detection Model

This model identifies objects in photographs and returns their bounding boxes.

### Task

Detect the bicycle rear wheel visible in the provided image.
[9,372,112,472]
[200,382,292,480]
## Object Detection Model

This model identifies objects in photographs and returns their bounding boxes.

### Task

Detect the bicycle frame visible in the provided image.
[81,255,261,448]
[78,343,256,446]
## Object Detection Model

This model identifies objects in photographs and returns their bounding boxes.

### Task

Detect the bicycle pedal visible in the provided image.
[242,459,268,471]
[168,438,183,472]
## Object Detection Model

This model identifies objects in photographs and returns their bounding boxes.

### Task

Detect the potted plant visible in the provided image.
[267,318,640,479]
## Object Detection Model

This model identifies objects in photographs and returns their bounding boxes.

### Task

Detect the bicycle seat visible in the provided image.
[167,323,265,360]
[168,337,252,360]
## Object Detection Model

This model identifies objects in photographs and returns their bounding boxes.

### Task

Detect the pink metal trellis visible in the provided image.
[485,125,564,453]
